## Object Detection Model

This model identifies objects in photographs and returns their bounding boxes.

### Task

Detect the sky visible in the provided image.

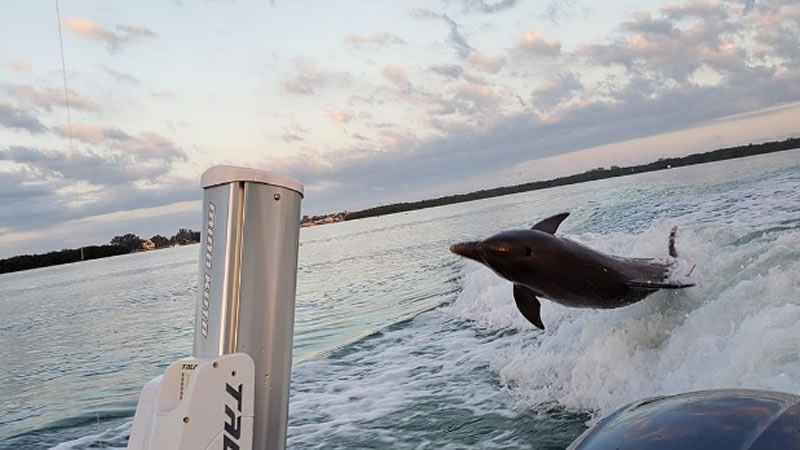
[1,0,799,257]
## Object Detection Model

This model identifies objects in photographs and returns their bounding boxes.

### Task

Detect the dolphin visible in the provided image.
[449,212,694,330]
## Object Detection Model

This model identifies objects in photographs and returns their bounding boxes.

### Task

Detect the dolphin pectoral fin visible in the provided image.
[625,279,696,290]
[513,284,545,330]
[531,212,570,234]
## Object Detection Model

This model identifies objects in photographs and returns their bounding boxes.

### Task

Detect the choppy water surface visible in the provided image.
[1,150,799,449]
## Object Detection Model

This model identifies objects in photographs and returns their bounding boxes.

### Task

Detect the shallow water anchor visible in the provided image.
[127,166,304,450]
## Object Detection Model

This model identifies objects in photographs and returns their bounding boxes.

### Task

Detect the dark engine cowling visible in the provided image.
[568,389,800,450]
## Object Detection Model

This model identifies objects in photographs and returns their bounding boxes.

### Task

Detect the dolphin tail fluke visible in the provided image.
[513,284,545,330]
[668,225,678,257]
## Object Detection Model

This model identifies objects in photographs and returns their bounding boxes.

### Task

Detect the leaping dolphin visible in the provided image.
[450,212,694,330]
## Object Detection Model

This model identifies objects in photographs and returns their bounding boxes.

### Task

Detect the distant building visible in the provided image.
[142,240,156,250]
[300,211,349,227]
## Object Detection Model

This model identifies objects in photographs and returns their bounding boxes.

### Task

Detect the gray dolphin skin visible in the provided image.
[450,212,694,330]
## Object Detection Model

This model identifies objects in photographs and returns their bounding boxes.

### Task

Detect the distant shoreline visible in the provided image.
[331,137,799,222]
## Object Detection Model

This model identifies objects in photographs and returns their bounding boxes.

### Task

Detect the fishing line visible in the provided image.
[55,0,84,260]
[56,0,75,154]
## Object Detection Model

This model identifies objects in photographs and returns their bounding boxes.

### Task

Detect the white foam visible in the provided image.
[286,310,522,449]
[443,222,800,418]
[49,421,130,450]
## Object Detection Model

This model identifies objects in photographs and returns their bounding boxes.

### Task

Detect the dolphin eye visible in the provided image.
[525,246,532,257]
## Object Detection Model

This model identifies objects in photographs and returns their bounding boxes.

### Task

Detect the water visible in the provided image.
[1,150,799,449]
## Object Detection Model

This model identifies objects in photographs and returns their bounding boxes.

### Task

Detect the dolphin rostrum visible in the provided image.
[449,212,694,330]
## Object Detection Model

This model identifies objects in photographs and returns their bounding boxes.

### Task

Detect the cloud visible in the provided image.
[62,17,158,53]
[328,109,354,123]
[99,65,141,84]
[516,30,561,56]
[129,133,187,161]
[620,11,679,36]
[116,24,158,39]
[348,93,375,106]
[575,0,794,86]
[0,170,52,204]
[444,20,474,58]
[344,32,405,47]
[531,72,583,108]
[0,146,169,186]
[379,66,480,120]
[382,64,410,87]
[280,59,352,96]
[541,0,580,25]
[6,59,31,72]
[62,17,118,49]
[278,123,309,143]
[412,9,473,58]
[748,1,800,69]
[468,51,506,73]
[52,123,186,162]
[151,91,176,98]
[281,59,318,95]
[455,80,503,113]
[7,84,96,111]
[379,63,506,122]
[428,64,465,79]
[54,123,132,145]
[461,0,519,14]
[661,0,728,19]
[0,102,48,134]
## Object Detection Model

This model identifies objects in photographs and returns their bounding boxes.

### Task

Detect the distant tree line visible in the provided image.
[0,245,131,274]
[343,137,800,220]
[0,228,202,274]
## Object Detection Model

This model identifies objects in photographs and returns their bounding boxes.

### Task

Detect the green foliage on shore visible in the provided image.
[0,245,131,274]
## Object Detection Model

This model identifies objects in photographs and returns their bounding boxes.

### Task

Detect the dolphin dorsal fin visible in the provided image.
[531,212,570,234]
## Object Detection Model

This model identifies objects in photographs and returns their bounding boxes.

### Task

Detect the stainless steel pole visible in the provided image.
[192,166,303,450]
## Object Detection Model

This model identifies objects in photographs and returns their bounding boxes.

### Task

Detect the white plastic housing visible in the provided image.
[127,353,255,450]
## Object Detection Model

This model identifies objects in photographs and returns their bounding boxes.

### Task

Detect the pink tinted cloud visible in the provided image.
[468,51,506,73]
[382,64,410,87]
[345,32,405,47]
[6,59,31,72]
[62,17,157,52]
[517,30,561,56]
[328,109,354,123]
[8,85,96,111]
